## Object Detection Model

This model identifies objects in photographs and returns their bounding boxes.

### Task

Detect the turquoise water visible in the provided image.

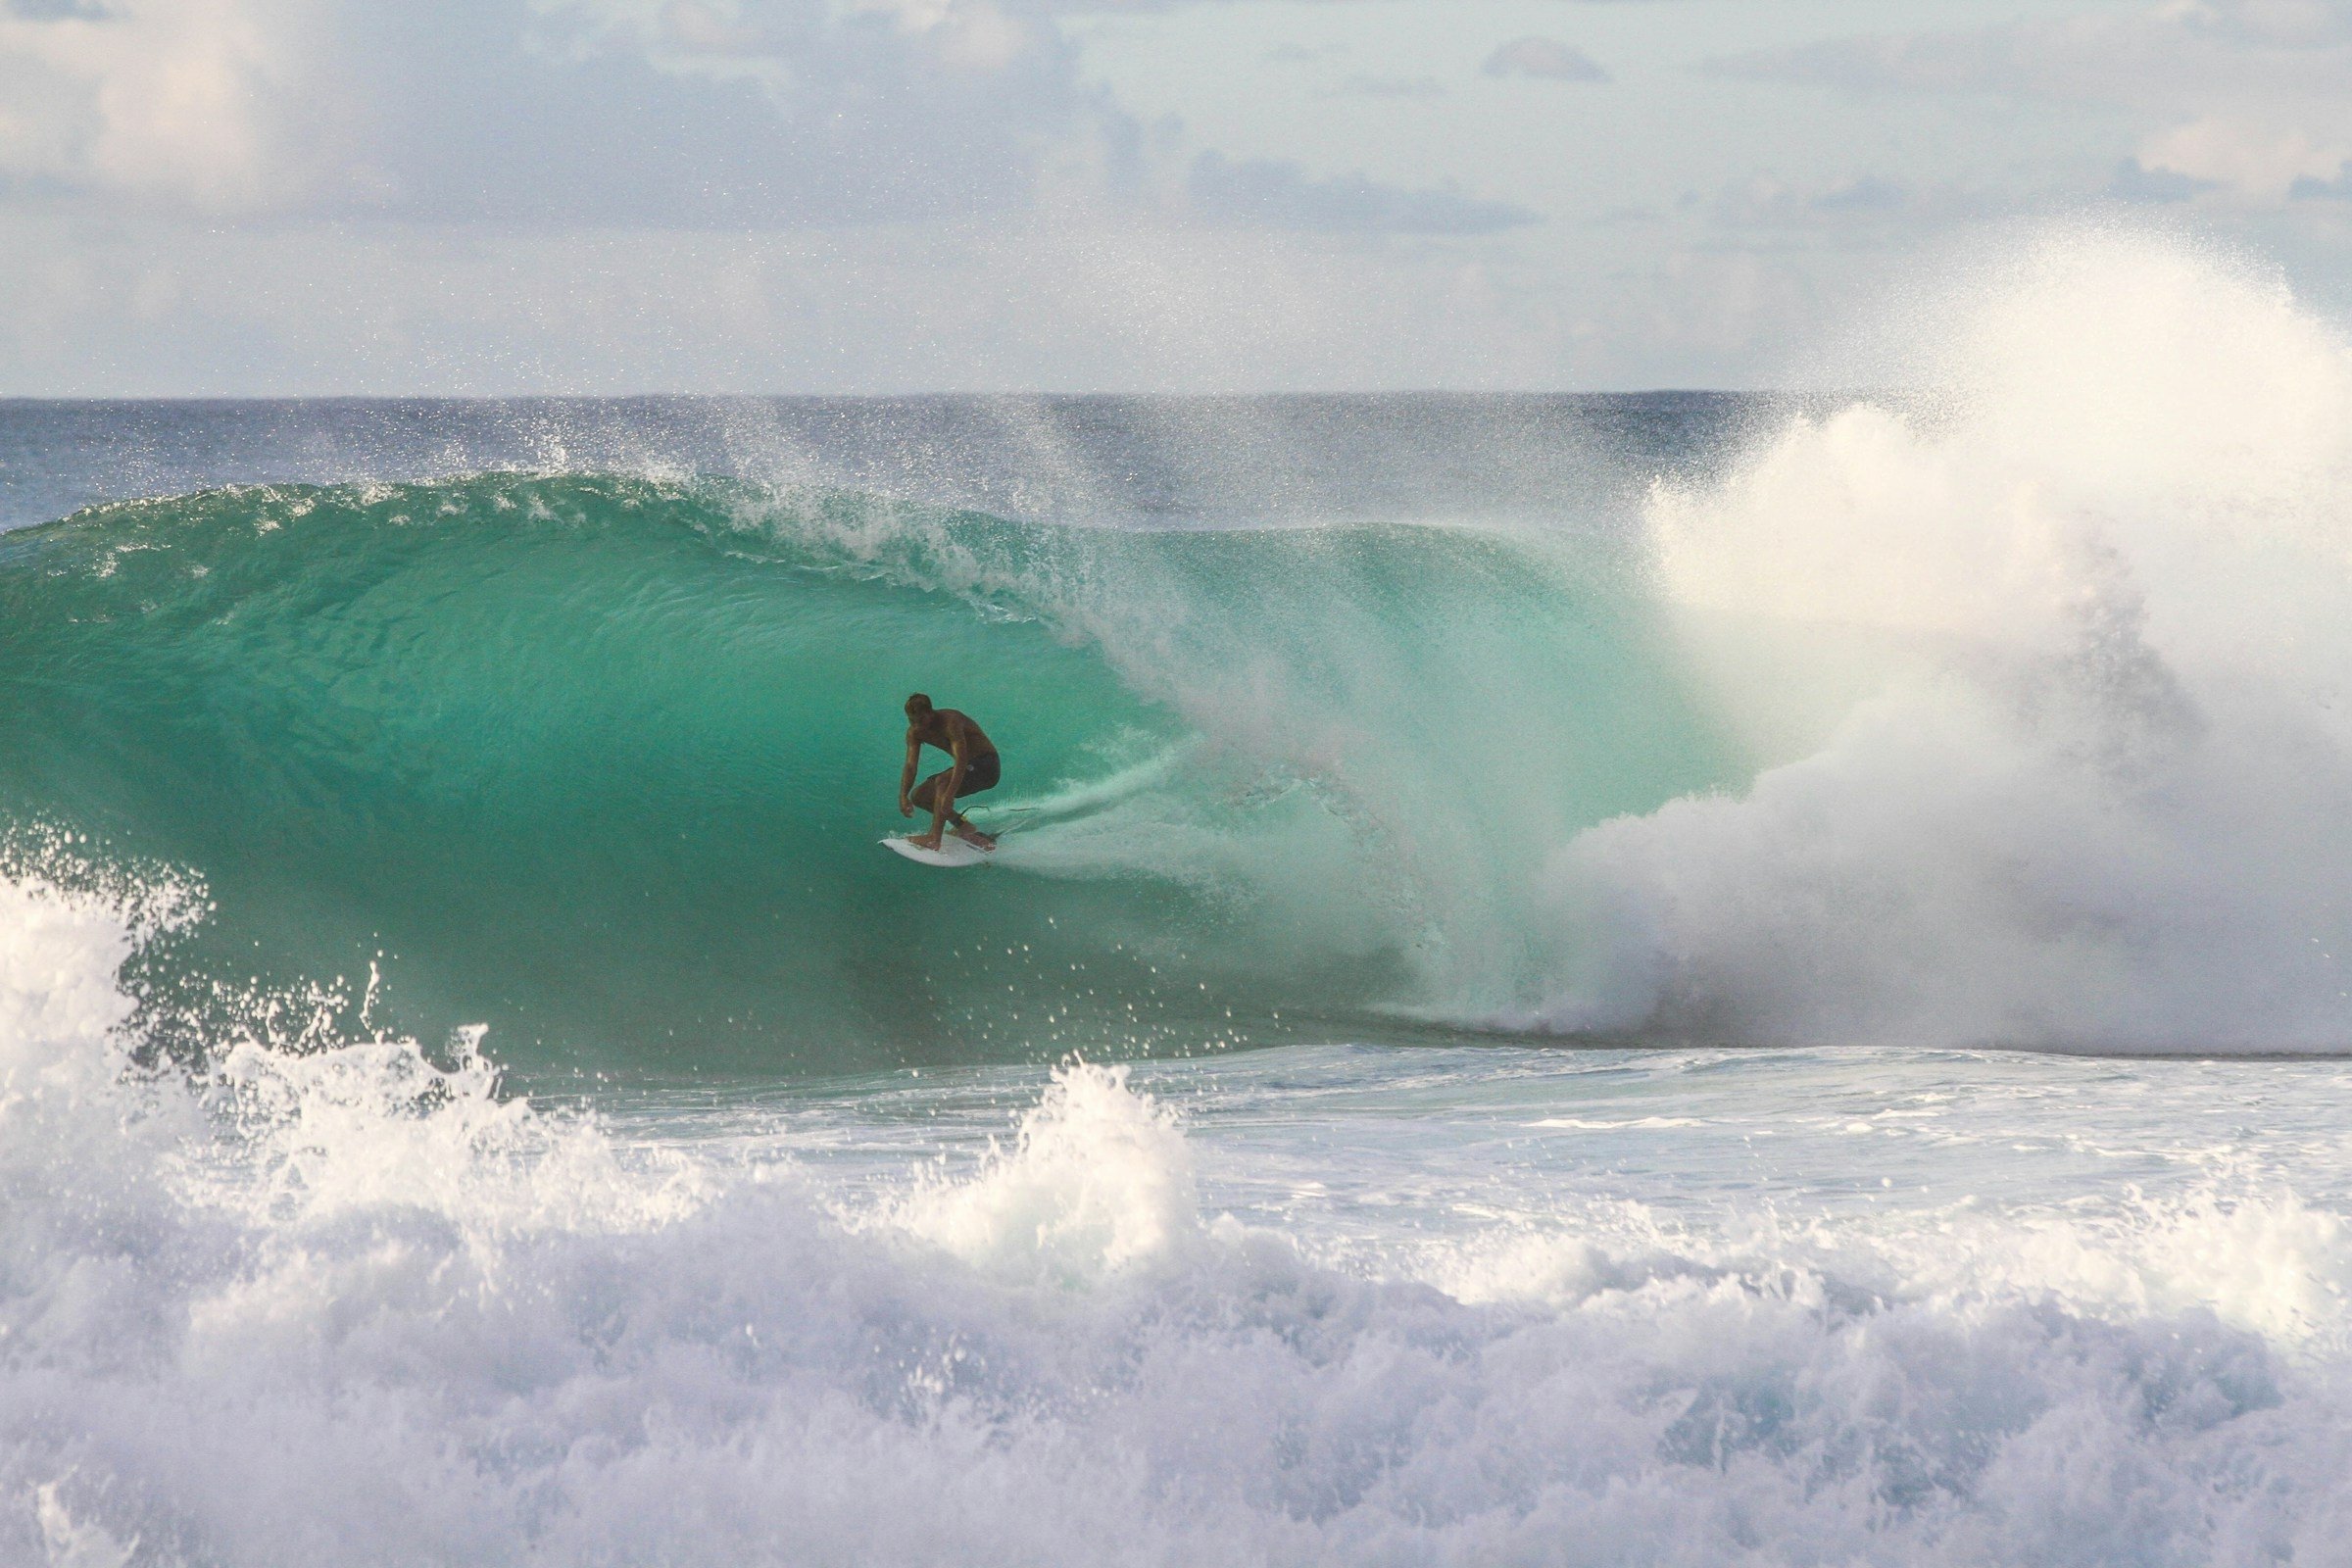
[0,471,1736,1073]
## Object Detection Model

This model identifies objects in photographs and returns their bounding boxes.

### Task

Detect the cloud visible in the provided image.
[2290,161,2352,198]
[1187,151,1540,236]
[0,0,1129,224]
[2131,114,2346,201]
[1810,174,1906,213]
[0,0,361,213]
[1336,74,1446,99]
[1703,171,1988,234]
[1706,2,2352,106]
[24,0,2309,400]
[1711,20,2106,100]
[0,0,1569,260]
[2109,157,2221,203]
[1482,37,1609,83]
[1707,0,2352,206]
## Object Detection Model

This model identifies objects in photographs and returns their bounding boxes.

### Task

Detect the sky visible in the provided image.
[5,0,2352,394]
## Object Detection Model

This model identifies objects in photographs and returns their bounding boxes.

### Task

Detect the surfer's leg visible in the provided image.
[948,756,999,846]
[908,770,956,847]
[943,799,991,846]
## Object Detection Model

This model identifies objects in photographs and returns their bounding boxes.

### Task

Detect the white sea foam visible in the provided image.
[7,868,2352,1564]
[880,1060,1200,1286]
[1539,227,2352,1050]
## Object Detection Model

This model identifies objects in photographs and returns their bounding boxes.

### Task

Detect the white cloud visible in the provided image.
[2108,156,2219,202]
[1709,0,2352,206]
[2135,114,2346,200]
[1333,72,1446,98]
[0,0,1558,242]
[0,0,362,213]
[1482,36,1608,83]
[0,0,1123,222]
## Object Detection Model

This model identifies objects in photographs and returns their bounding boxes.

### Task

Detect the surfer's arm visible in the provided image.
[899,733,920,817]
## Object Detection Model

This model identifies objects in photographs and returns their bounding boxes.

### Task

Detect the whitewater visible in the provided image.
[9,228,2352,1563]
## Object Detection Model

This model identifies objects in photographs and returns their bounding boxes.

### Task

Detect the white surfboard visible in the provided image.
[881,833,996,868]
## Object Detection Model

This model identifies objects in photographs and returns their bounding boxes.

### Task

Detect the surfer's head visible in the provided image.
[905,693,933,719]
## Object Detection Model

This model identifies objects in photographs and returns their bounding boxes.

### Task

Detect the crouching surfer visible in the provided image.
[899,693,1000,852]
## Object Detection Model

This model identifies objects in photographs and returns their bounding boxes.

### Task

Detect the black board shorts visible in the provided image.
[950,752,1001,799]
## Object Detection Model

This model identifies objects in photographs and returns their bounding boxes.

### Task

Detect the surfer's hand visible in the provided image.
[899,797,913,818]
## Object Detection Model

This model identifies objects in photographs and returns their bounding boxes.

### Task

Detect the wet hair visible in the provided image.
[905,693,933,716]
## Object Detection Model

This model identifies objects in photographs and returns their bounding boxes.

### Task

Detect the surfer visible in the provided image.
[899,693,1000,852]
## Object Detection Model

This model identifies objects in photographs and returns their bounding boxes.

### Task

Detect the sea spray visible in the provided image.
[1541,229,2352,1050]
[882,1061,1199,1286]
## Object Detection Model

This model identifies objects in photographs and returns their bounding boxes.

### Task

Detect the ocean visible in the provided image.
[7,233,2352,1564]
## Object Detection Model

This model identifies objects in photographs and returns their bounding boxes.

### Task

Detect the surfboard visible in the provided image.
[881,833,996,868]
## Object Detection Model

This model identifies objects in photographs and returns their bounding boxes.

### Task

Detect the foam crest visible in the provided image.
[203,1029,705,1237]
[1911,1188,2352,1351]
[1434,1183,2352,1360]
[33,1484,136,1568]
[0,871,144,1081]
[882,1061,1200,1284]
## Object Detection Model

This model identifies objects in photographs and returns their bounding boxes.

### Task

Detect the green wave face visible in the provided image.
[0,474,1737,1075]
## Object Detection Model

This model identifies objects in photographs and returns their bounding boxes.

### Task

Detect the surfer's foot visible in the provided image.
[907,831,944,851]
[952,824,996,850]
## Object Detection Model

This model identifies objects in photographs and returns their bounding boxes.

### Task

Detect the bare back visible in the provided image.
[909,709,995,761]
